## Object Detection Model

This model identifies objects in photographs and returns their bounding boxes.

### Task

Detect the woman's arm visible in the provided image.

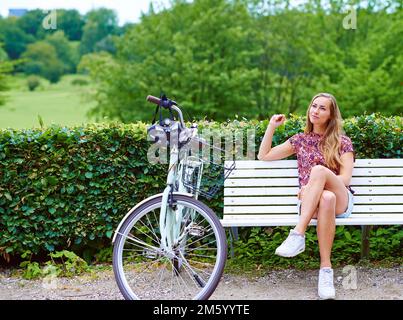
[258,139,295,161]
[337,152,354,186]
[257,114,295,161]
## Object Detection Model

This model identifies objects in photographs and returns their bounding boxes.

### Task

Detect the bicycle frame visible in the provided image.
[112,104,203,253]
[160,137,204,254]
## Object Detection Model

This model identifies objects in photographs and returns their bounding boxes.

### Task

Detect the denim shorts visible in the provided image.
[296,188,354,219]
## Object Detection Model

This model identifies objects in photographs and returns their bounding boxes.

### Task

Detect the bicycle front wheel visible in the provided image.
[112,194,227,300]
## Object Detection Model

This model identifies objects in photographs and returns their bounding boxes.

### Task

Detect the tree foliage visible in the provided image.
[0,60,13,105]
[57,9,85,41]
[80,0,402,122]
[79,8,120,55]
[45,31,79,73]
[0,8,120,82]
[0,17,35,59]
[22,42,65,83]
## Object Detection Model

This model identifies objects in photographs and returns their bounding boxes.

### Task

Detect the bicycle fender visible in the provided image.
[111,191,193,244]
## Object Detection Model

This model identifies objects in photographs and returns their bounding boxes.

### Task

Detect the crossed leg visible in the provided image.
[295,165,350,268]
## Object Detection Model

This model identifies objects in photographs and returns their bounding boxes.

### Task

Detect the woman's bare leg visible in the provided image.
[316,190,336,268]
[295,165,349,235]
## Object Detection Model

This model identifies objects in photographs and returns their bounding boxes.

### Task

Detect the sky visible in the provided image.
[0,0,173,25]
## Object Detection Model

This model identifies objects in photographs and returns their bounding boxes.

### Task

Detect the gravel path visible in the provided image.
[1,266,401,300]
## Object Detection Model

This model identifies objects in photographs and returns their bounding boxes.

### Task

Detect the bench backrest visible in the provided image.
[223,159,403,225]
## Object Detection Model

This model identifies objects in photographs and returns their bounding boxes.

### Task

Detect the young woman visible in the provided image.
[257,93,355,300]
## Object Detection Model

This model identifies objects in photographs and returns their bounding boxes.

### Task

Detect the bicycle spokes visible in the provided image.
[114,197,224,300]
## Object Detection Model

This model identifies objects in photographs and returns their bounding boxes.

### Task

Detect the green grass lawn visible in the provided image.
[0,74,98,129]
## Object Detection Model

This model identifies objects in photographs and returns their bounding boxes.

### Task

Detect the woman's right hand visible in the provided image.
[269,114,286,129]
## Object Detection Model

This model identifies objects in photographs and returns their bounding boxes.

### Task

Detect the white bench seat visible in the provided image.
[221,159,403,257]
[222,214,403,227]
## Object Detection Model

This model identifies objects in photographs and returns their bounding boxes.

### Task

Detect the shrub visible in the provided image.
[27,75,41,91]
[0,113,401,264]
[229,225,402,269]
[71,78,89,86]
[19,249,90,279]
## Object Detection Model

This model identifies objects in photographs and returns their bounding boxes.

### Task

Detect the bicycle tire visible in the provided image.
[112,194,227,300]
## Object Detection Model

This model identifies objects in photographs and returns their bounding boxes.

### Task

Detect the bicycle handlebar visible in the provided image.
[146,95,161,105]
[146,95,186,129]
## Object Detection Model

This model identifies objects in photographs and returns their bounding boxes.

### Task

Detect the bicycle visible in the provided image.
[112,95,235,300]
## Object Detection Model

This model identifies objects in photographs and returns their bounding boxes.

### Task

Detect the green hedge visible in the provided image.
[0,113,402,263]
[0,122,166,260]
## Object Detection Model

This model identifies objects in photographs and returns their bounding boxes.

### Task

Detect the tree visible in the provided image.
[79,8,119,55]
[57,9,84,41]
[12,9,84,41]
[81,0,403,121]
[93,34,118,54]
[0,60,13,106]
[45,31,79,73]
[16,9,46,39]
[0,18,35,59]
[0,46,8,62]
[81,0,261,122]
[22,42,64,83]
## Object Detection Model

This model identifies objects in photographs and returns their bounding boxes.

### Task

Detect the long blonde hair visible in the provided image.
[304,93,344,171]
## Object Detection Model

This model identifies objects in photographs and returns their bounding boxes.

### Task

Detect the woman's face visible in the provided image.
[309,96,332,126]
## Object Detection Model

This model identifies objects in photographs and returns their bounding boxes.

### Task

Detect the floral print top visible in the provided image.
[288,132,355,194]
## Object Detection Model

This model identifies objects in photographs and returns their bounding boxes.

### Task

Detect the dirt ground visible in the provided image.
[0,265,401,300]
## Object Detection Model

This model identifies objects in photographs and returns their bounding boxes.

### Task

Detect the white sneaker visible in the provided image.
[275,228,305,257]
[318,268,336,300]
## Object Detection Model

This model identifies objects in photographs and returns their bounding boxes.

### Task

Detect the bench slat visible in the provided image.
[224,186,403,196]
[229,167,403,178]
[225,196,403,206]
[224,204,403,214]
[221,214,403,227]
[229,168,299,177]
[225,177,403,187]
[225,160,298,169]
[225,178,298,187]
[225,159,403,169]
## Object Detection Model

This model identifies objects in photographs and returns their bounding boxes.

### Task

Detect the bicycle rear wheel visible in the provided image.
[112,194,227,300]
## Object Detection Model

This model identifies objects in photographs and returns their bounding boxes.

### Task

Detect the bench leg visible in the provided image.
[228,227,239,259]
[361,225,372,260]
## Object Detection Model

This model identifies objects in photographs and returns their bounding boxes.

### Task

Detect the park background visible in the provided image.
[0,0,402,277]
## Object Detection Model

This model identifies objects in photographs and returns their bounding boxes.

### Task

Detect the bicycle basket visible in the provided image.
[181,153,236,200]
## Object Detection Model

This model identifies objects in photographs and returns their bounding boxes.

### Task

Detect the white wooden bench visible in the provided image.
[222,159,403,258]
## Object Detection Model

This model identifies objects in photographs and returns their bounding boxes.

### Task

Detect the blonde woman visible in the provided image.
[257,93,355,300]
